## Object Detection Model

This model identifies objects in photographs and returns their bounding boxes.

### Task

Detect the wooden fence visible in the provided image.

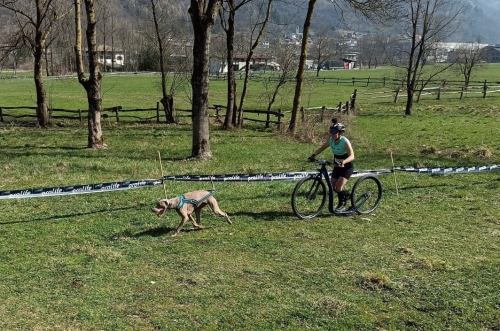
[355,80,500,103]
[0,103,169,124]
[211,73,500,92]
[0,103,283,125]
[0,99,355,129]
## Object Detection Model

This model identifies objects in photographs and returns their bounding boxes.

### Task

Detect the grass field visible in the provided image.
[1,66,500,330]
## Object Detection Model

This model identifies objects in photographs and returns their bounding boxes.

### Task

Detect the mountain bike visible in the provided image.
[291,160,382,219]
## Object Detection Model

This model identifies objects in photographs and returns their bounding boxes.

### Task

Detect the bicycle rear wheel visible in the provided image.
[291,176,327,219]
[350,175,382,214]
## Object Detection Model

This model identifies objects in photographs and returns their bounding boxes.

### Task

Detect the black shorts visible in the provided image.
[331,164,354,180]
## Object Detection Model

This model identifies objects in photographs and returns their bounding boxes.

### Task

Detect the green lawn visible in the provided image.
[0,66,499,330]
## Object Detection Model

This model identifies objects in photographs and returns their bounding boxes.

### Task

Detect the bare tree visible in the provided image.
[309,23,342,76]
[74,0,105,149]
[288,0,405,134]
[219,0,255,130]
[188,0,223,159]
[261,41,297,128]
[389,0,468,115]
[287,0,316,134]
[357,32,389,69]
[146,0,188,124]
[0,0,72,127]
[453,40,486,88]
[235,0,272,128]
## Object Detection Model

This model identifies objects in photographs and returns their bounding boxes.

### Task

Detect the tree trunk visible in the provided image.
[33,1,50,127]
[222,0,236,129]
[405,88,414,115]
[34,40,50,127]
[151,0,175,124]
[288,0,316,135]
[236,0,272,128]
[84,0,104,149]
[161,96,174,123]
[86,81,104,147]
[75,0,105,149]
[188,0,222,159]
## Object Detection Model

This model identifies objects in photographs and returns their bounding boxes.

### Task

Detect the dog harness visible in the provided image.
[176,190,218,210]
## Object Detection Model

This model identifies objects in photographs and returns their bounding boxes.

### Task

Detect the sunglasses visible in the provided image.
[330,129,339,134]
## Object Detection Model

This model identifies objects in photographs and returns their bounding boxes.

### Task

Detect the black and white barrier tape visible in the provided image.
[1,164,497,200]
[0,179,163,200]
[393,164,500,176]
[162,170,392,182]
[0,169,392,200]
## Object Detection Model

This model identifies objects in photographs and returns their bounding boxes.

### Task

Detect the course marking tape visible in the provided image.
[2,164,498,200]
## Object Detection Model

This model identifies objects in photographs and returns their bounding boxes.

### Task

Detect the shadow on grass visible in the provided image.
[230,210,295,221]
[127,225,210,238]
[124,211,296,238]
[0,205,139,225]
[0,144,193,163]
[0,144,86,152]
[130,225,177,237]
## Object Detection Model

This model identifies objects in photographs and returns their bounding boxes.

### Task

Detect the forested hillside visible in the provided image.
[1,0,499,74]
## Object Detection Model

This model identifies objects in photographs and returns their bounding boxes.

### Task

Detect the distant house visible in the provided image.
[96,45,125,70]
[482,45,500,63]
[210,53,276,73]
[342,58,356,69]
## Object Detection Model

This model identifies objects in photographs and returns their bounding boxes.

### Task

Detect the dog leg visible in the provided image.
[208,197,232,225]
[173,216,190,237]
[189,213,204,230]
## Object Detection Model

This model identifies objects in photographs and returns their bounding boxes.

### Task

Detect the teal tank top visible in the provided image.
[329,136,349,157]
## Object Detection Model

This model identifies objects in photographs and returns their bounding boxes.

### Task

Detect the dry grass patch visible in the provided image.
[358,271,392,291]
[408,256,451,272]
[312,297,348,317]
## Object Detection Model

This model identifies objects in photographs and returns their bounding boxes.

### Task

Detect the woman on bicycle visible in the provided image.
[308,119,355,211]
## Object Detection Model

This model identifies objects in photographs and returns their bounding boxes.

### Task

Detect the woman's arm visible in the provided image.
[342,140,355,165]
[311,140,330,157]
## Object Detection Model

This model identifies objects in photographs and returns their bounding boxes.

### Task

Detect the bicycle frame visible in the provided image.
[314,161,377,216]
[313,162,333,213]
[291,160,383,219]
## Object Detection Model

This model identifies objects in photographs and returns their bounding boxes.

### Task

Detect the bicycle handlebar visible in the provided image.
[309,159,335,166]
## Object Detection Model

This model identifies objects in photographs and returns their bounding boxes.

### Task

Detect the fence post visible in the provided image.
[437,87,441,100]
[0,107,3,122]
[115,106,120,122]
[383,77,386,87]
[352,77,355,85]
[215,106,221,122]
[277,109,282,130]
[394,87,400,103]
[78,109,82,123]
[350,89,357,110]
[366,77,370,87]
[345,101,350,114]
[300,106,305,122]
[338,102,342,113]
[460,87,464,99]
[483,80,487,98]
[156,102,160,123]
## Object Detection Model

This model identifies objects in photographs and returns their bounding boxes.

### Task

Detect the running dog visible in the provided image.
[151,190,232,237]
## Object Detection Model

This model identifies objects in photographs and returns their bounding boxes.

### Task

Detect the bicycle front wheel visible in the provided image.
[291,176,327,219]
[350,175,382,214]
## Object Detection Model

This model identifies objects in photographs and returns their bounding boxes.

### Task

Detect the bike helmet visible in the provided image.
[330,118,346,133]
